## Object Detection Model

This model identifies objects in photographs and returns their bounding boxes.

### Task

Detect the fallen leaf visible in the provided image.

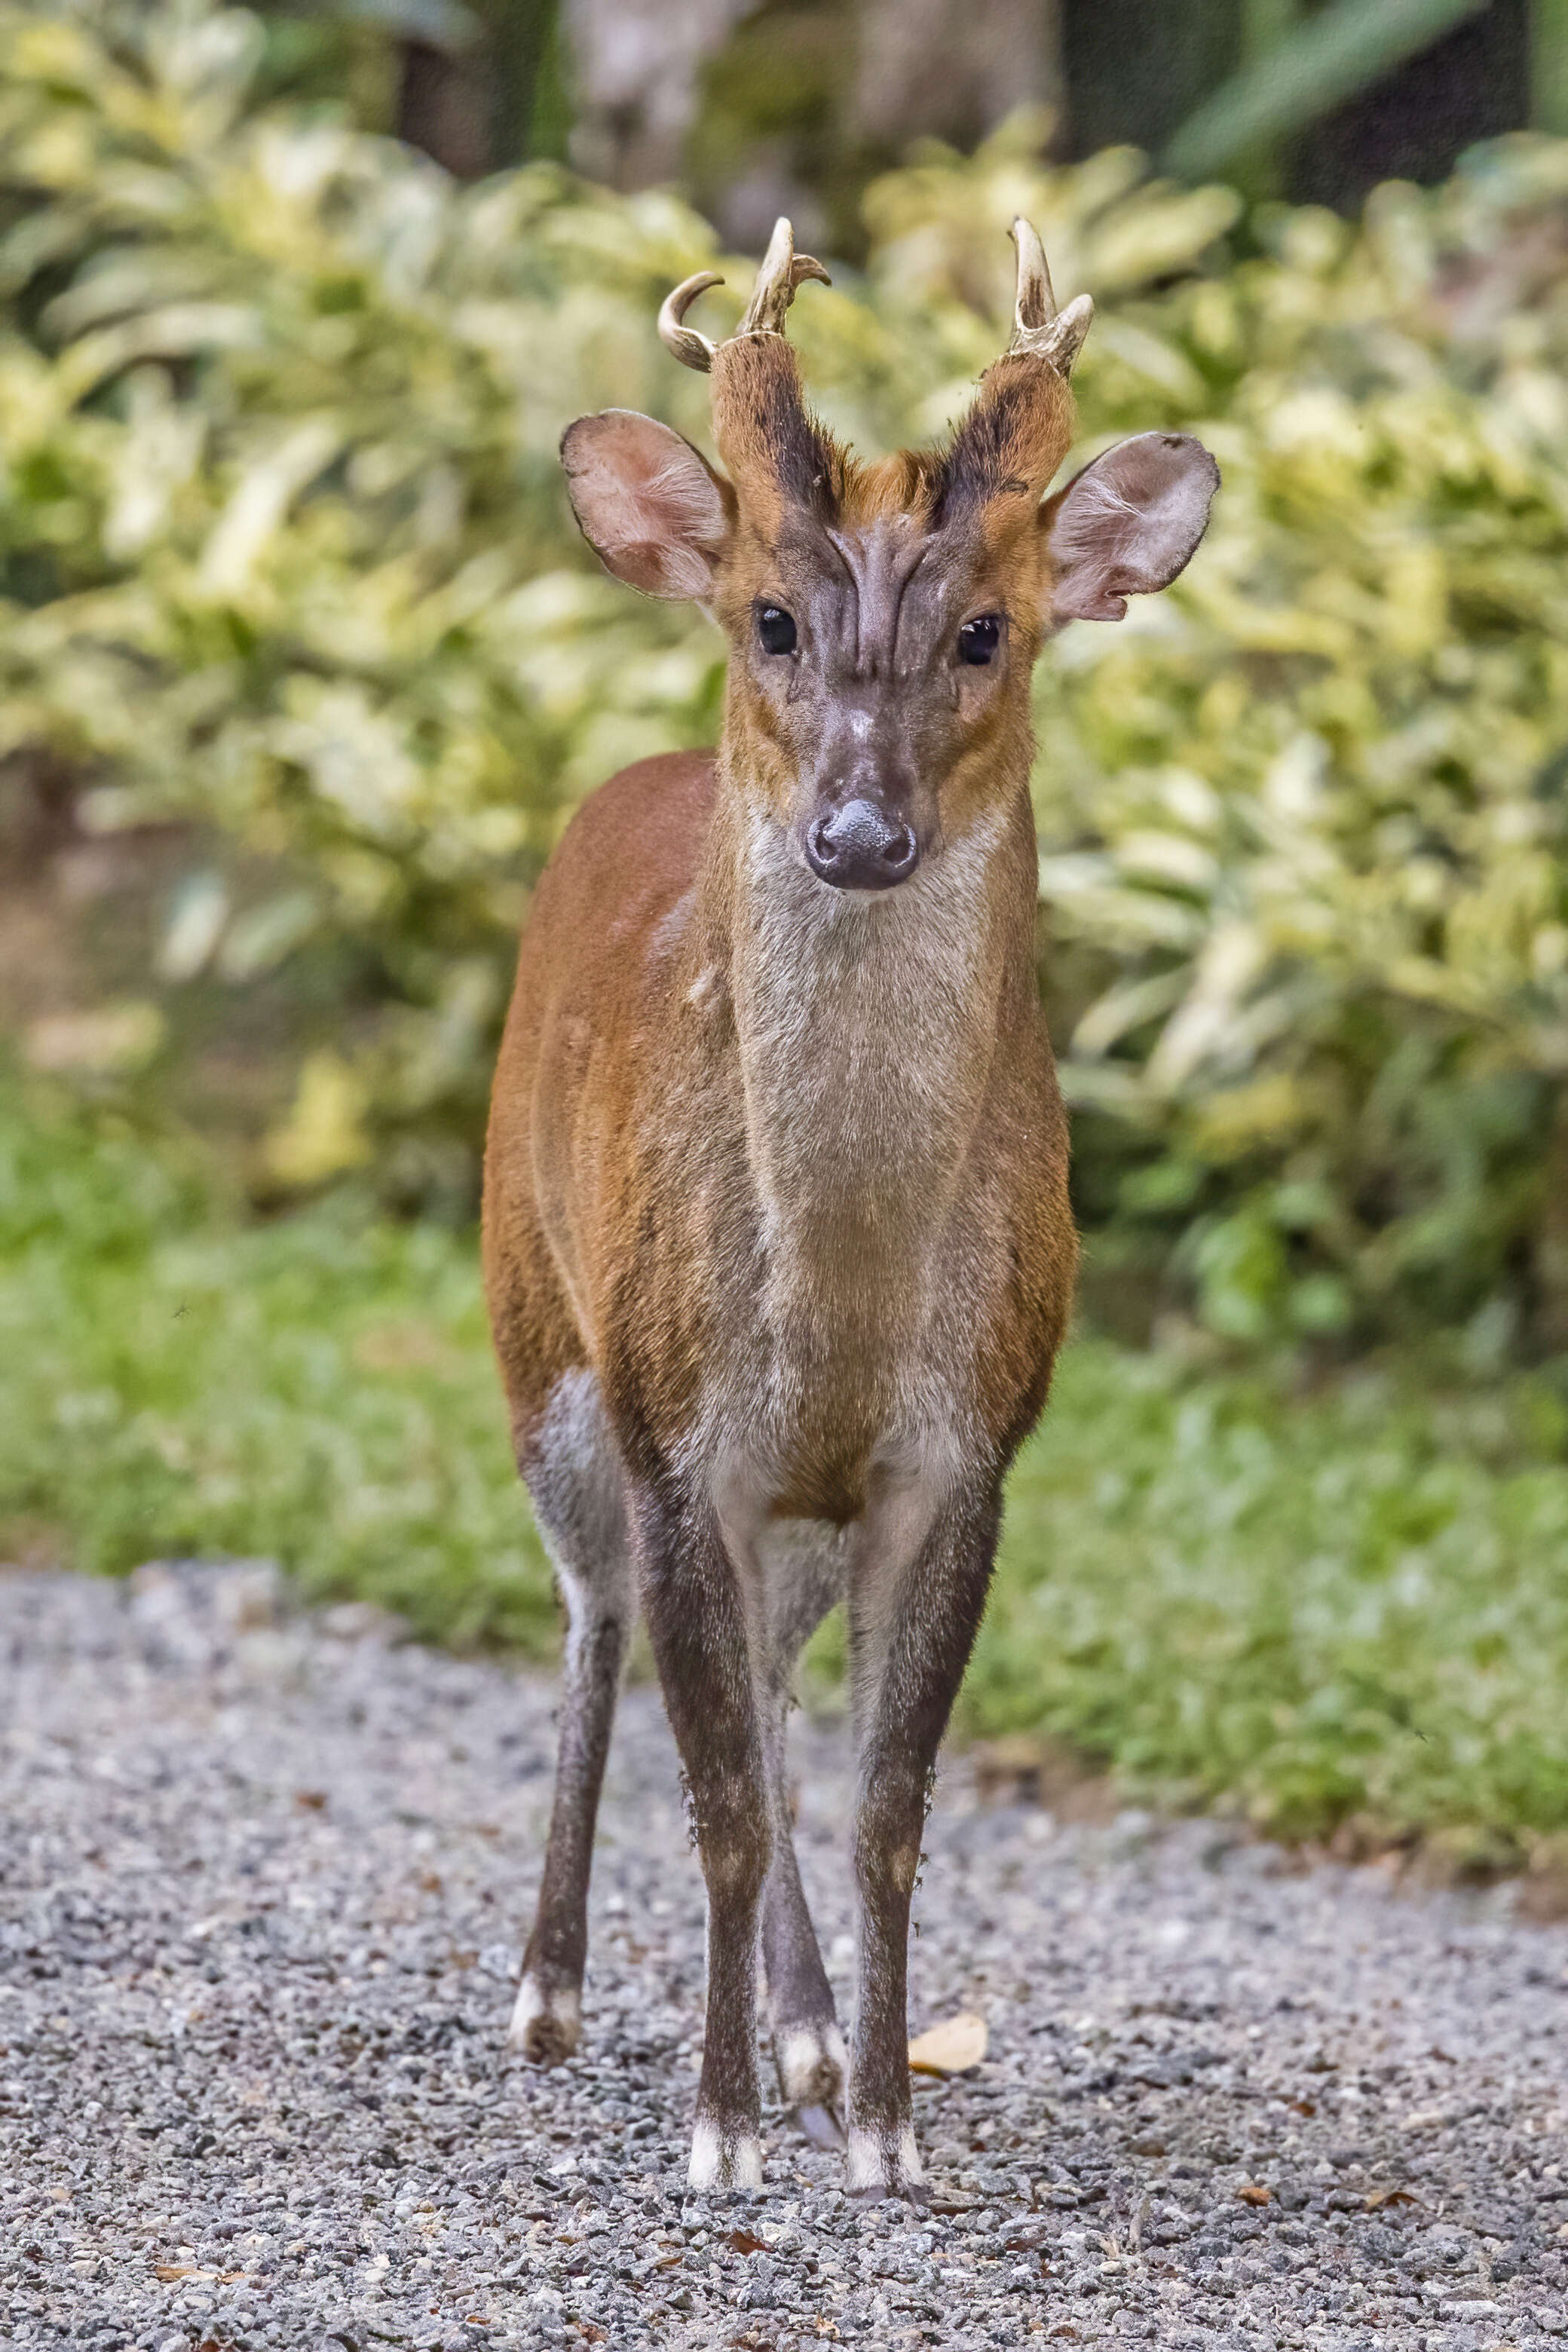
[1365,2188,1423,2210]
[155,2265,199,2281]
[1290,2099,1317,2116]
[1236,2184,1272,2207]
[729,2228,767,2254]
[908,2011,988,2076]
[294,1790,327,1811]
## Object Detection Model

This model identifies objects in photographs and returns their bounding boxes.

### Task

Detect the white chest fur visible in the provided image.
[731,809,1006,1284]
[683,810,1012,1499]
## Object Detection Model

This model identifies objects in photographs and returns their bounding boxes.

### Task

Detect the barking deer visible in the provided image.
[482,218,1217,2200]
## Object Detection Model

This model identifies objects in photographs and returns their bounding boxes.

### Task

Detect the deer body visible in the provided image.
[483,221,1217,2197]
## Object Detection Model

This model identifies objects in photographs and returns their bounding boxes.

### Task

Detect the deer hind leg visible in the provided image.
[632,1477,771,2191]
[756,1524,850,2139]
[510,1367,632,2067]
[845,1468,1001,2203]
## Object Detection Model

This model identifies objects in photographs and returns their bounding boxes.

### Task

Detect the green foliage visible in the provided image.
[5,1,1568,1346]
[6,1078,1568,1844]
[1020,149,1568,1348]
[0,0,739,1187]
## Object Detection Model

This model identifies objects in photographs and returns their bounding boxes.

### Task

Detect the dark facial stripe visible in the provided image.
[822,519,933,678]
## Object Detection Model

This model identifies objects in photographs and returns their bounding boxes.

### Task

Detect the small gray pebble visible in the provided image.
[1,1563,1560,2351]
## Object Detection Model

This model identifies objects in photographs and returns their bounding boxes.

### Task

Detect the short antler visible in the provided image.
[1007,216,1093,377]
[658,217,831,374]
[737,216,832,338]
[657,271,726,372]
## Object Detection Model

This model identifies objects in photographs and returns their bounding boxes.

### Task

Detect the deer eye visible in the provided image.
[957,614,1002,666]
[756,605,797,656]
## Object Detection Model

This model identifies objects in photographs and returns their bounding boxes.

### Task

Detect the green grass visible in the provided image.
[982,1351,1568,1845]
[5,1079,1568,1849]
[0,1083,554,1652]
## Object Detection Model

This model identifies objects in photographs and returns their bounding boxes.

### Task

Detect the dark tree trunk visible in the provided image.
[397,0,566,179]
[397,38,491,177]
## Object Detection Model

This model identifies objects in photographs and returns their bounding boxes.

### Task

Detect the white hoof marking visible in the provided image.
[688,2117,764,2191]
[507,1974,580,2053]
[777,2022,847,2105]
[846,2121,924,2194]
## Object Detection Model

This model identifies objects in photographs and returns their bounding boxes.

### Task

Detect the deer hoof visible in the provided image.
[846,2122,926,2203]
[507,1974,580,2066]
[775,2021,847,2109]
[688,2117,764,2191]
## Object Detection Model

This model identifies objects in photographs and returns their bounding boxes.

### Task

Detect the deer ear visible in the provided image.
[561,409,732,600]
[1040,432,1218,629]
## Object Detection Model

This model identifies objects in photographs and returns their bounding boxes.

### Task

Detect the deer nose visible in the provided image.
[804,798,919,890]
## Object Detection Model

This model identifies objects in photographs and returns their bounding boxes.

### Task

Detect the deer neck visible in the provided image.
[697,769,1036,1336]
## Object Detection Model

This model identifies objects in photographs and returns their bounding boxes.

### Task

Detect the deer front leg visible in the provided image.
[846,1472,1001,2202]
[632,1478,771,2191]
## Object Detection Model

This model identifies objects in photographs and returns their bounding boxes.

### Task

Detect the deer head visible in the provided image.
[562,219,1217,892]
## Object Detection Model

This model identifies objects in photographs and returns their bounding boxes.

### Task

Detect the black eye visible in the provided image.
[958,614,1002,666]
[756,605,797,656]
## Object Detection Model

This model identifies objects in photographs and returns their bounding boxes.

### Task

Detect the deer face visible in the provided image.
[721,496,1030,893]
[562,221,1218,894]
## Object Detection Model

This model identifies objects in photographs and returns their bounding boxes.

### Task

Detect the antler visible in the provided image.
[657,270,726,372]
[1007,216,1093,377]
[657,217,831,374]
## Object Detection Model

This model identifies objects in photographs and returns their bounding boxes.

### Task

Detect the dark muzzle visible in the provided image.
[804,798,919,891]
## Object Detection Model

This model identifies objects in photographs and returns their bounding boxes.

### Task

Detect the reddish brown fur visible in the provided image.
[483,746,1075,1493]
[487,339,1083,1494]
[480,235,1216,2194]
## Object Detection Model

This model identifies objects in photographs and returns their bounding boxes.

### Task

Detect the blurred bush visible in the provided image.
[5,0,1568,1349]
[1015,142,1568,1353]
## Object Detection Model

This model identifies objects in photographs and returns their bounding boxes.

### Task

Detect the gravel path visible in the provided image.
[2,1560,1566,2352]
